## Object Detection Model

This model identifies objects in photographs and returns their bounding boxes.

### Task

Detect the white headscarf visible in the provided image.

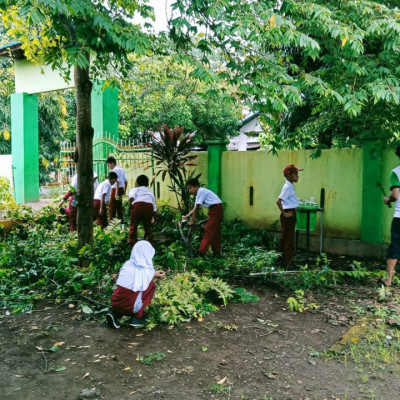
[116,241,155,292]
[70,172,98,190]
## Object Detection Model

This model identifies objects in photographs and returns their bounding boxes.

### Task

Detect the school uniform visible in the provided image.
[94,179,112,229]
[109,165,127,222]
[110,241,156,318]
[62,175,78,232]
[62,173,98,231]
[128,186,157,247]
[195,188,223,255]
[278,180,299,267]
[387,166,400,259]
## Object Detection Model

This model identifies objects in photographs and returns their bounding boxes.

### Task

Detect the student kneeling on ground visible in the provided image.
[106,240,166,329]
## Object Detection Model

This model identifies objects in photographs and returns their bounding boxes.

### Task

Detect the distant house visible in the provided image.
[228,112,263,151]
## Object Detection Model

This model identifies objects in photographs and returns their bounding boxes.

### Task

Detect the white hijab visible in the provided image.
[116,241,155,292]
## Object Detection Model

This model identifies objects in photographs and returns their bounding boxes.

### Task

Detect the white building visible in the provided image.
[228,112,263,151]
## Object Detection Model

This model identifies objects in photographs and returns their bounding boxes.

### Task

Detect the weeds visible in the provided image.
[209,381,232,396]
[286,290,319,313]
[138,352,165,365]
[346,321,400,372]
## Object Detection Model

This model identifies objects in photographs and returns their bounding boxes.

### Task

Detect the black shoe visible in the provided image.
[60,208,66,215]
[129,317,146,328]
[286,265,299,271]
[106,311,120,329]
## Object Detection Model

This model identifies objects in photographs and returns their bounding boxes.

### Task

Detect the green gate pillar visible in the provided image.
[361,139,383,242]
[206,140,228,197]
[11,92,39,203]
[91,80,119,179]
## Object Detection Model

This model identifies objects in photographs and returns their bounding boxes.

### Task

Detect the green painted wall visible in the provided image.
[221,149,363,238]
[206,141,227,197]
[11,93,39,203]
[125,152,208,211]
[361,140,383,242]
[125,147,400,244]
[91,81,119,179]
[382,147,400,242]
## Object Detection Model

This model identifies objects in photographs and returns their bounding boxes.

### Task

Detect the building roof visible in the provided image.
[0,41,25,59]
[240,112,261,127]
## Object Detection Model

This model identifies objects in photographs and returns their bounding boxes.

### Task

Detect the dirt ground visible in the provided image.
[1,281,399,400]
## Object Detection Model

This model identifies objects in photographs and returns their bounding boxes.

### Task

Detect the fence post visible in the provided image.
[91,81,119,178]
[11,93,39,203]
[205,139,229,197]
[361,139,383,243]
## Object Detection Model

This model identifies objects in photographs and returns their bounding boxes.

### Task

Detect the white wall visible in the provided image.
[14,59,75,94]
[0,154,13,187]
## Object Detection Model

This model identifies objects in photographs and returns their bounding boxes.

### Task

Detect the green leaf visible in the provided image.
[82,305,94,314]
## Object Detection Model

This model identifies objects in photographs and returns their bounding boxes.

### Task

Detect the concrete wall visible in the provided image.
[125,147,398,257]
[125,152,208,210]
[0,155,13,187]
[221,148,363,239]
[382,148,398,242]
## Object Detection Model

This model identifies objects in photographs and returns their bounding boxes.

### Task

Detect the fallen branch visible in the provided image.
[78,294,108,309]
[249,271,304,276]
[41,351,48,372]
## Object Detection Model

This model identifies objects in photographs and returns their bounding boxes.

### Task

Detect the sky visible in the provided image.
[143,0,170,32]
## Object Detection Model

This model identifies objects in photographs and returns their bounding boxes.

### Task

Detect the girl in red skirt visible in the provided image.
[106,241,165,328]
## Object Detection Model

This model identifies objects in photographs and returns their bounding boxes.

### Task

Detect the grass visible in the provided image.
[209,382,232,396]
[138,352,165,365]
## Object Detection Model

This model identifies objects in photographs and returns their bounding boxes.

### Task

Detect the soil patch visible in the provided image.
[1,283,398,400]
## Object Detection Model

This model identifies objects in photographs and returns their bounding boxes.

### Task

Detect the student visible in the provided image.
[59,174,78,232]
[276,164,303,269]
[184,177,223,257]
[128,174,157,248]
[106,156,127,222]
[106,240,166,329]
[382,146,400,286]
[59,172,98,232]
[94,171,118,229]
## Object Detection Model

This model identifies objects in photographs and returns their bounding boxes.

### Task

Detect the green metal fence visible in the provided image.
[60,133,154,190]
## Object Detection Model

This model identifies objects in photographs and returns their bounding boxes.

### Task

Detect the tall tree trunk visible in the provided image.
[74,63,94,250]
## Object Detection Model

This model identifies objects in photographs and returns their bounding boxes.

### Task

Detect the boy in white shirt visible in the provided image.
[128,175,157,247]
[94,171,118,229]
[184,177,223,256]
[107,156,128,223]
[276,164,303,268]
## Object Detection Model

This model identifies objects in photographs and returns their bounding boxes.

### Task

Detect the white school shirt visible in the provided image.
[70,174,99,191]
[111,165,127,189]
[195,188,222,208]
[390,165,400,218]
[94,180,112,202]
[128,186,157,212]
[278,180,299,210]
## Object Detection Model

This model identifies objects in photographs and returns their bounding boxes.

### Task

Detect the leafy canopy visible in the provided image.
[170,0,400,152]
[118,53,241,142]
[0,0,155,77]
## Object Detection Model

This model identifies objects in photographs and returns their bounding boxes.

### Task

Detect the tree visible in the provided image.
[0,0,154,248]
[118,54,241,142]
[170,0,400,153]
[0,57,12,154]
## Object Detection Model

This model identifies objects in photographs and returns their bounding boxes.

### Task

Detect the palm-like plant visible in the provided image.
[150,125,200,215]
